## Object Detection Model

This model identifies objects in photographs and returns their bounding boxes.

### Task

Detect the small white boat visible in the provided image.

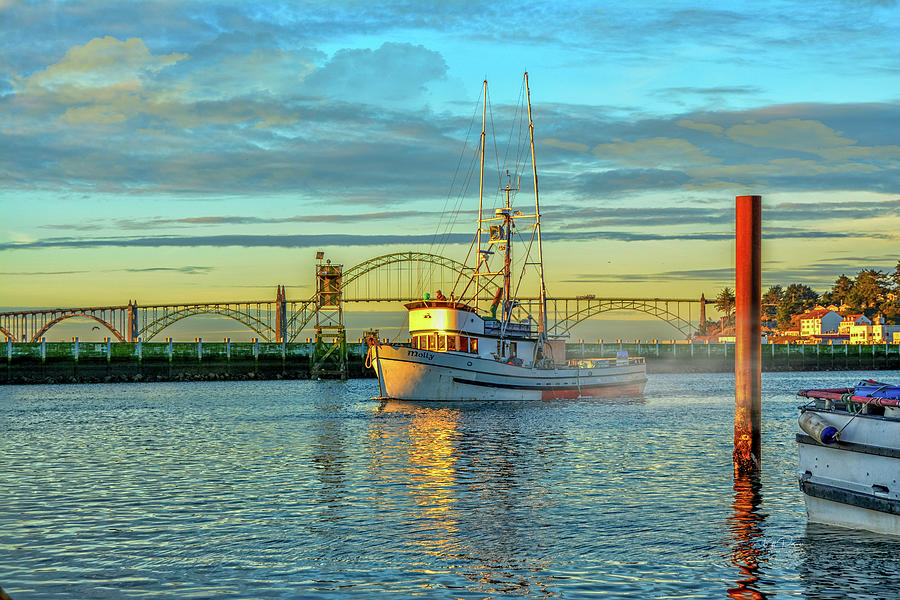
[797,381,900,536]
[368,73,647,402]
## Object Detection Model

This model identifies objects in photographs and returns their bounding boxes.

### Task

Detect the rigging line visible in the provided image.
[427,87,482,261]
[450,233,479,299]
[511,226,539,301]
[430,144,479,275]
[486,84,503,207]
[505,78,527,188]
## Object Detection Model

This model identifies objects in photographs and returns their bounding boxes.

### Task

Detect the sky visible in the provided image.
[1,0,899,340]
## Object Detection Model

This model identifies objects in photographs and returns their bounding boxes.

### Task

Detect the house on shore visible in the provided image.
[799,309,842,337]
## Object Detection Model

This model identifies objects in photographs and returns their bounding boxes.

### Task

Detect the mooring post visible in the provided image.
[734,195,762,476]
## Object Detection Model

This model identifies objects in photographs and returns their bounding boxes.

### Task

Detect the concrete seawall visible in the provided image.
[2,340,373,384]
[4,340,900,384]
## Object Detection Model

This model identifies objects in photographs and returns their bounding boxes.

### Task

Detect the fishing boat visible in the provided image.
[797,380,900,536]
[367,73,647,401]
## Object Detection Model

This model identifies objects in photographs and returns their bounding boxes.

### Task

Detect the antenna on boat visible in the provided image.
[524,71,549,340]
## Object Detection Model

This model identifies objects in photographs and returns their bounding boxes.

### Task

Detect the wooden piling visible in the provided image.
[734,195,761,475]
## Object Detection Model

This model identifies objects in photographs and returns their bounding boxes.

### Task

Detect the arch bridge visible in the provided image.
[1,252,710,342]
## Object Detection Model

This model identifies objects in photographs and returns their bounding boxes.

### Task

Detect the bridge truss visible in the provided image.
[1,252,710,341]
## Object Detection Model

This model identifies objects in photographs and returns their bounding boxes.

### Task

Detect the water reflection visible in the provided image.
[798,523,900,600]
[370,400,557,597]
[727,474,769,600]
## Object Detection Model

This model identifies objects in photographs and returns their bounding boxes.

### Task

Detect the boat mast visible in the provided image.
[475,79,487,311]
[502,172,513,323]
[524,71,548,337]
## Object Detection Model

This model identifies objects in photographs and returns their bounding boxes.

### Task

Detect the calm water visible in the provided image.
[2,371,899,599]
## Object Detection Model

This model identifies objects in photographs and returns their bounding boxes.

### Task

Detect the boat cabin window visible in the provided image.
[412,333,478,353]
[509,342,517,358]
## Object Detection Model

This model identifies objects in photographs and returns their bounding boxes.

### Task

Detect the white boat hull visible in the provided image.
[797,409,900,536]
[370,344,647,401]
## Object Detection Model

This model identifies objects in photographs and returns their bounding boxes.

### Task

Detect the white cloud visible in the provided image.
[592,137,720,167]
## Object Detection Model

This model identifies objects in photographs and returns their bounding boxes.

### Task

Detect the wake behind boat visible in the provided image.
[367,73,647,401]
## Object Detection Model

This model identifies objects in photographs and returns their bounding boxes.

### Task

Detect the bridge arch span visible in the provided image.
[30,314,125,342]
[140,307,276,341]
[549,300,696,338]
[341,251,500,301]
[1,325,14,341]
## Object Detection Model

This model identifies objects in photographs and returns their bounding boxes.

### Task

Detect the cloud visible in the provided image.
[542,138,589,153]
[592,137,720,168]
[657,86,762,97]
[24,36,186,90]
[4,226,892,253]
[0,270,91,276]
[38,210,439,231]
[302,42,448,105]
[564,267,736,284]
[571,169,692,194]
[15,36,188,125]
[725,118,856,153]
[123,266,214,275]
[675,120,723,136]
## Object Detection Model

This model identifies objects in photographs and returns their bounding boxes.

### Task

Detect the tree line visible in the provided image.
[702,261,900,334]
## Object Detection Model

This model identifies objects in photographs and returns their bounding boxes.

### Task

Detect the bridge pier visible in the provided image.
[127,301,138,342]
[275,285,286,342]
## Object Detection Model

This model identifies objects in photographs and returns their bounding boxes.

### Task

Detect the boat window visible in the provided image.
[427,334,436,351]
[471,338,478,354]
[447,335,457,351]
[459,336,469,353]
[510,342,517,358]
[497,340,503,357]
[437,335,446,352]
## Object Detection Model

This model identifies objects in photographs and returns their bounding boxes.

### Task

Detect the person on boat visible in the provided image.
[435,290,446,301]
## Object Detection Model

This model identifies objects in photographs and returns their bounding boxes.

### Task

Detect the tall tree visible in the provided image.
[830,274,854,305]
[716,287,736,324]
[762,285,784,305]
[783,283,819,307]
[761,285,783,322]
[849,269,888,310]
[776,283,819,330]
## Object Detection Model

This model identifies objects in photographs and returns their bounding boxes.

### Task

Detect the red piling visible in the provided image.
[734,195,761,476]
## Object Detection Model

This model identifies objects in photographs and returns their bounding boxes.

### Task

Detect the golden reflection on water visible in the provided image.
[727,474,769,600]
[372,401,462,553]
[370,400,553,597]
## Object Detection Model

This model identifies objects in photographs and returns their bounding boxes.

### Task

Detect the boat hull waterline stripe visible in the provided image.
[800,479,900,516]
[452,376,646,392]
